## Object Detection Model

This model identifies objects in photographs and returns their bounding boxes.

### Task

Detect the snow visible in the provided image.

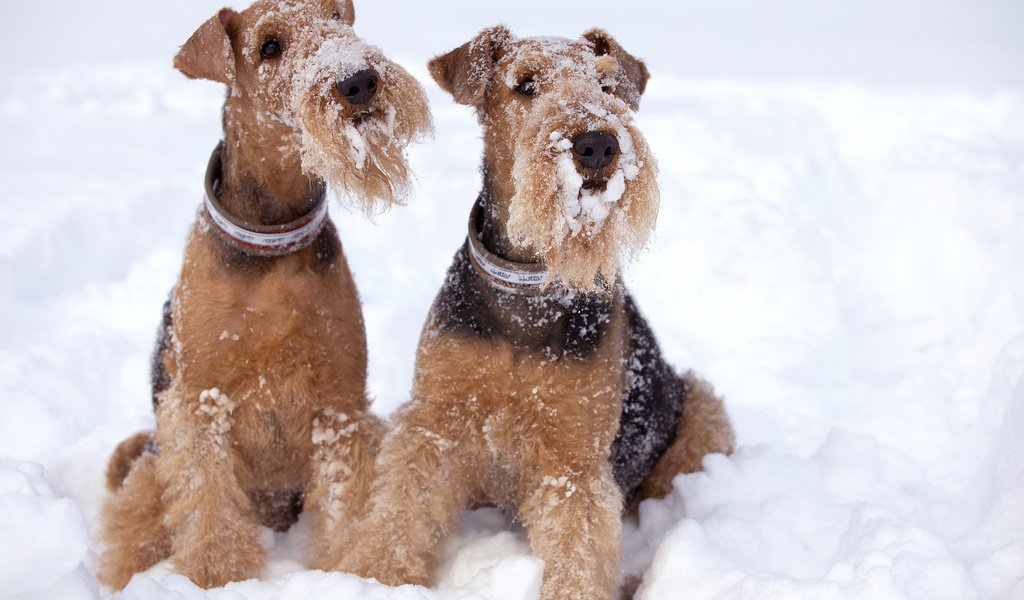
[2,0,1024,599]
[0,463,98,600]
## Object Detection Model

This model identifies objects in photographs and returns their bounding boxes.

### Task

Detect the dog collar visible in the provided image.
[202,144,329,258]
[466,198,550,294]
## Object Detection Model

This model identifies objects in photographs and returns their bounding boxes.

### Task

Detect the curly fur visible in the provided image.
[97,0,427,590]
[507,81,658,290]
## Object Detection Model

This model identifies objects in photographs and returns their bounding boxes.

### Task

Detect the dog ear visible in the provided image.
[583,28,650,110]
[174,8,237,85]
[428,25,514,106]
[336,0,355,26]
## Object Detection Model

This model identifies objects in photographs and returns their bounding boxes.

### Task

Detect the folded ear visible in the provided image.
[336,0,355,26]
[583,28,650,110]
[428,25,514,106]
[173,8,238,85]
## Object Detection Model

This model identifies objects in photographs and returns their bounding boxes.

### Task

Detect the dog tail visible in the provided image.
[105,430,156,492]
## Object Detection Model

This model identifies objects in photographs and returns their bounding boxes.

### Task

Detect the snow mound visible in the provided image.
[116,551,541,600]
[636,437,959,598]
[0,462,97,600]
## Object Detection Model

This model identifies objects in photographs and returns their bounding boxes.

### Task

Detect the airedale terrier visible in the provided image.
[97,0,431,589]
[337,26,734,600]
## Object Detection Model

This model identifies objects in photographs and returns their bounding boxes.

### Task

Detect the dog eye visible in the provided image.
[601,85,615,94]
[260,38,283,60]
[516,77,538,97]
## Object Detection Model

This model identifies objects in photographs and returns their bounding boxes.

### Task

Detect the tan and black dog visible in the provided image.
[337,26,734,600]
[97,0,431,589]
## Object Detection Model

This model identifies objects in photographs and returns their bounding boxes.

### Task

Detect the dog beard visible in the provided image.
[507,90,659,293]
[293,39,433,215]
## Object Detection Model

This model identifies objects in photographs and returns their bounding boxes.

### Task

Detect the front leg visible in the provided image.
[305,408,386,570]
[336,416,475,586]
[520,460,624,600]
[156,387,265,588]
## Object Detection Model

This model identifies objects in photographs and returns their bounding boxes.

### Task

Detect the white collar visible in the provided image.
[202,144,329,258]
[466,197,550,294]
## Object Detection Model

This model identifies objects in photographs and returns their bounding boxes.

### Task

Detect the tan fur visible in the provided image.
[639,372,736,501]
[431,28,657,293]
[217,0,429,217]
[153,228,384,586]
[173,10,236,85]
[337,26,734,600]
[506,85,658,291]
[341,312,628,599]
[99,453,171,589]
[581,29,650,110]
[105,430,153,492]
[99,222,387,589]
[295,51,431,213]
[497,31,657,291]
[98,0,429,590]
[427,25,514,105]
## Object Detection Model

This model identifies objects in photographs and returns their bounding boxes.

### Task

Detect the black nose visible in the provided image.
[336,69,378,105]
[573,132,618,170]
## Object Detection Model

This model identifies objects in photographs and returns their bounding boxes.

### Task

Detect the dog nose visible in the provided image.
[336,69,378,105]
[573,132,619,170]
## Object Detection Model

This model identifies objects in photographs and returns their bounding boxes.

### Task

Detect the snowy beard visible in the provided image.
[292,33,433,215]
[506,88,659,294]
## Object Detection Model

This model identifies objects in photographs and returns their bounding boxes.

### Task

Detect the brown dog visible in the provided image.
[97,0,431,589]
[337,26,734,600]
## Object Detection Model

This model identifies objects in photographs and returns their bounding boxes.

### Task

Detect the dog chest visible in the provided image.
[415,329,627,473]
[174,236,367,381]
[229,388,311,486]
[163,240,368,486]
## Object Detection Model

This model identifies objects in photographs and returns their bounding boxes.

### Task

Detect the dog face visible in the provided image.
[175,0,432,212]
[430,27,658,292]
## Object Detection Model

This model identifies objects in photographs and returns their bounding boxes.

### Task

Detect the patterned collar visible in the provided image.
[202,143,328,257]
[465,197,551,294]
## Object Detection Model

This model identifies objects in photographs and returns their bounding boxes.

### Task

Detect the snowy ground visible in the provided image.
[2,1,1024,599]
